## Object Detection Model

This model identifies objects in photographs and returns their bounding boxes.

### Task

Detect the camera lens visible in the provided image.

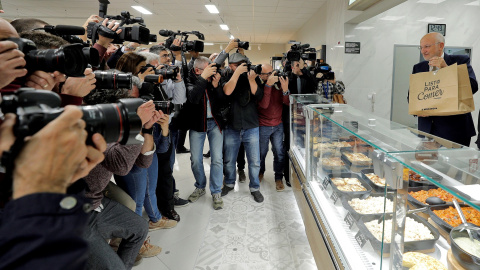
[156,66,178,80]
[81,98,143,145]
[153,100,175,114]
[94,70,133,90]
[24,44,87,77]
[83,47,100,68]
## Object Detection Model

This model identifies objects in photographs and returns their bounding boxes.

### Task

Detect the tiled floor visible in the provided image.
[136,139,317,270]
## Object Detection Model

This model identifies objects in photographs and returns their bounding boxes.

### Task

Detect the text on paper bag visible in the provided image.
[418,79,443,100]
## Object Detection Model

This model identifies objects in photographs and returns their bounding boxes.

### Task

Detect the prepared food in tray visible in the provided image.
[331,177,367,192]
[343,153,372,166]
[402,252,447,270]
[408,188,456,205]
[432,206,480,227]
[321,157,345,170]
[365,217,435,243]
[365,173,389,188]
[331,141,351,148]
[348,196,394,215]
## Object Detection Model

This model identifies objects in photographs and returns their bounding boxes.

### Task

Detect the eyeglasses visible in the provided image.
[260,72,272,76]
[418,42,440,50]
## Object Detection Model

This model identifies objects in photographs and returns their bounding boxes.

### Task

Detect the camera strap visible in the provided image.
[97,25,117,39]
[0,135,28,198]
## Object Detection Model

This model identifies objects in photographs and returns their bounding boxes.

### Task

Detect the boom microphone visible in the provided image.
[43,25,86,36]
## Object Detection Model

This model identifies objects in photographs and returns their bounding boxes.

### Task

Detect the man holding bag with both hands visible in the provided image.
[409,32,478,147]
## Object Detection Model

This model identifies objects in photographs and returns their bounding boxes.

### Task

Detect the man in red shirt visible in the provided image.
[257,64,289,191]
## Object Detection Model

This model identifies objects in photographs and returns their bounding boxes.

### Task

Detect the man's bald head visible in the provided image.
[421,32,445,45]
[0,18,19,40]
[419,32,445,60]
[261,63,273,73]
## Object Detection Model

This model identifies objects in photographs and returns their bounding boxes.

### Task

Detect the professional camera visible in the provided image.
[138,83,176,114]
[94,70,133,90]
[1,89,143,145]
[273,69,288,79]
[287,43,316,62]
[5,37,91,77]
[317,63,334,80]
[139,64,179,81]
[237,39,249,50]
[87,0,152,45]
[247,64,262,75]
[153,101,175,114]
[159,29,205,52]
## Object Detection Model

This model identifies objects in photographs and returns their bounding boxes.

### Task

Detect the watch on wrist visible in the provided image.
[142,127,153,135]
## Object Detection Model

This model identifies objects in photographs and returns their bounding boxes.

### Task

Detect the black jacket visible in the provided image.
[221,72,264,130]
[287,68,317,94]
[411,53,478,146]
[186,70,227,132]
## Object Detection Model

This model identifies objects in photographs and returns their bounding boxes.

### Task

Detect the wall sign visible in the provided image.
[427,24,446,36]
[345,42,361,54]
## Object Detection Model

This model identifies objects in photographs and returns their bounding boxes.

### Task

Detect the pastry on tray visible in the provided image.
[321,157,345,170]
[402,252,447,270]
[343,153,372,166]
[365,173,389,187]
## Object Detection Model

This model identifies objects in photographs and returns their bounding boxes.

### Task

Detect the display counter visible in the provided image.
[289,94,480,270]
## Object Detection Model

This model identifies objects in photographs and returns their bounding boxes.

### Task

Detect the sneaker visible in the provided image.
[275,180,285,192]
[221,185,234,197]
[188,188,206,202]
[259,173,264,183]
[149,216,177,231]
[285,179,291,187]
[251,191,264,203]
[174,194,189,207]
[162,209,180,222]
[203,151,210,158]
[176,146,190,154]
[212,193,224,210]
[134,254,143,266]
[139,236,162,258]
[238,170,246,183]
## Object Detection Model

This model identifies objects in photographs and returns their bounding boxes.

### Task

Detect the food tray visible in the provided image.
[407,186,443,208]
[341,192,394,221]
[360,169,395,192]
[357,213,440,253]
[341,153,372,172]
[408,164,443,188]
[320,154,349,173]
[428,204,476,233]
[328,173,372,197]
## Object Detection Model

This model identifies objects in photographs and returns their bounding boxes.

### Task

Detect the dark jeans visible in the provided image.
[84,197,148,270]
[156,141,175,213]
[259,123,285,180]
[237,142,245,170]
[176,129,188,150]
[169,127,178,192]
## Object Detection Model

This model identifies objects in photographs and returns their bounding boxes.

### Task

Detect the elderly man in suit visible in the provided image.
[411,32,478,147]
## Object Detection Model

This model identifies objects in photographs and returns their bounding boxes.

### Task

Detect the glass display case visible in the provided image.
[288,95,480,270]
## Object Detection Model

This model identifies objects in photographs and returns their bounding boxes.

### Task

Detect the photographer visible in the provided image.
[185,57,226,210]
[257,64,289,192]
[221,53,264,203]
[316,64,345,102]
[0,103,107,269]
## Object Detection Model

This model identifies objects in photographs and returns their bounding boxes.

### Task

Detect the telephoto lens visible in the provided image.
[156,66,179,80]
[94,70,133,90]
[1,89,143,145]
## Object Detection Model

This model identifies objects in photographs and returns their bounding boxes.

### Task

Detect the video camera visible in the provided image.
[316,63,334,81]
[87,0,153,45]
[139,64,179,81]
[159,29,205,52]
[5,37,95,77]
[94,70,133,90]
[1,89,143,145]
[287,43,316,62]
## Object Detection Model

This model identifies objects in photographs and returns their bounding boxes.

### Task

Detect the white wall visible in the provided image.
[343,0,480,145]
[200,43,287,65]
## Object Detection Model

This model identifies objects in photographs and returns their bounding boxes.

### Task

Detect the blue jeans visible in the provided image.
[115,154,162,222]
[169,127,178,192]
[189,119,223,195]
[224,126,260,191]
[259,123,285,180]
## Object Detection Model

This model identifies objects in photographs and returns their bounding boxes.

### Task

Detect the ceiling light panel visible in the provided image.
[131,6,152,15]
[205,4,219,13]
[220,24,229,30]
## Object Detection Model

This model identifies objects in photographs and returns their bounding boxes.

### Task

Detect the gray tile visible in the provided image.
[291,244,314,261]
[201,234,226,249]
[268,231,290,246]
[217,264,248,270]
[245,232,268,247]
[196,247,224,266]
[244,245,269,262]
[246,222,268,234]
[209,212,230,224]
[245,262,271,270]
[226,222,247,235]
[223,245,246,264]
[207,223,228,235]
[269,245,293,261]
[194,265,220,270]
[246,211,267,223]
[287,230,310,246]
[269,260,296,269]
[295,259,318,270]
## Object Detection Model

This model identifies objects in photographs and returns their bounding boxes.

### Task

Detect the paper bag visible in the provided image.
[408,63,475,116]
[333,94,347,104]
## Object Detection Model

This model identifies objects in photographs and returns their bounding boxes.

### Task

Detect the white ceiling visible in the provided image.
[0,0,327,44]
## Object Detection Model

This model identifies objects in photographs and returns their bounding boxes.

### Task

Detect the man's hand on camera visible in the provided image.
[247,70,258,82]
[172,39,182,58]
[175,70,183,82]
[137,100,156,126]
[145,110,161,129]
[212,73,221,88]
[316,73,324,79]
[12,106,91,199]
[138,67,154,81]
[156,111,170,137]
[25,71,66,91]
[233,63,248,76]
[72,133,106,182]
[225,39,238,53]
[280,76,289,93]
[201,63,217,80]
[0,41,27,88]
[292,61,303,76]
[83,14,101,31]
[61,68,95,97]
[266,71,278,86]
[97,18,122,48]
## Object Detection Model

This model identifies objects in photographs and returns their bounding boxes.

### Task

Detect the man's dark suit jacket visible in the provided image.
[411,53,478,146]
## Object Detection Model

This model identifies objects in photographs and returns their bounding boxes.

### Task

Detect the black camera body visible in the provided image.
[237,40,249,50]
[138,85,176,115]
[159,29,205,52]
[94,70,133,89]
[5,37,93,77]
[1,89,143,145]
[140,64,179,81]
[247,64,262,75]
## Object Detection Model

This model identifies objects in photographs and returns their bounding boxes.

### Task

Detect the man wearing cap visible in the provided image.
[221,52,265,203]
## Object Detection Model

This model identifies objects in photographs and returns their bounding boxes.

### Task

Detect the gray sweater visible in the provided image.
[84,143,153,209]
